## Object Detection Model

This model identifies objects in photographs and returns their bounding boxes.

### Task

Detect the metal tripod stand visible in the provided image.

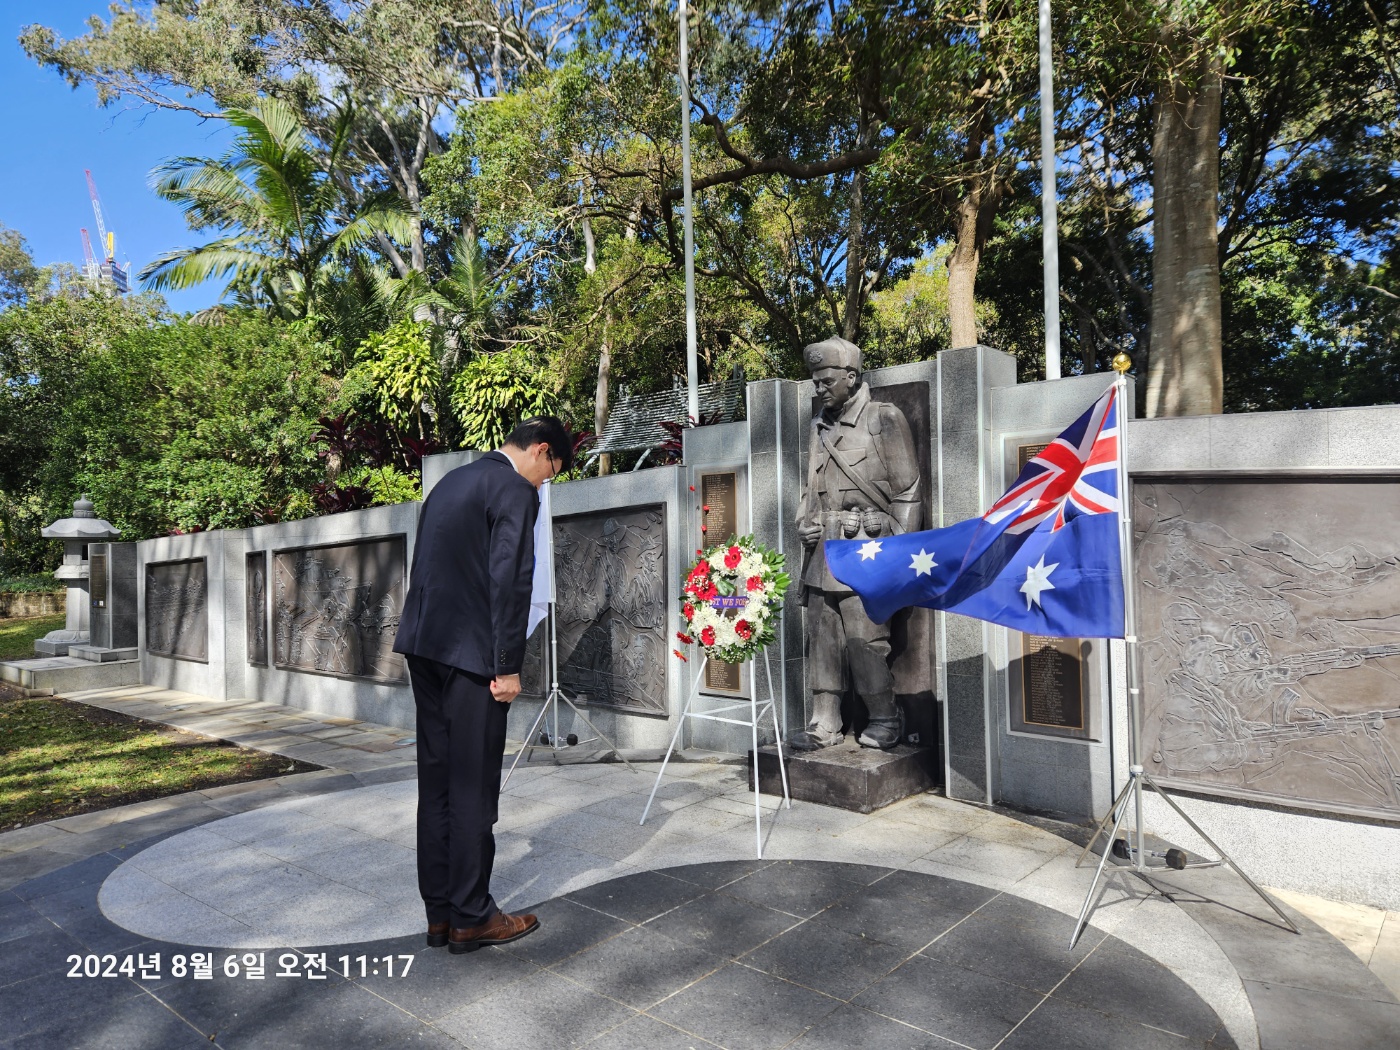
[1069,363,1298,948]
[502,605,636,788]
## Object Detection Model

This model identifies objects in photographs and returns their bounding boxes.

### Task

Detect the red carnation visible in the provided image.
[724,545,742,569]
[746,575,764,592]
[676,631,694,645]
[735,619,752,641]
[696,581,718,601]
[682,602,695,622]
[700,626,716,647]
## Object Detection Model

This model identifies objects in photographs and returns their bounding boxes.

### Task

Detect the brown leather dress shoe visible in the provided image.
[448,910,540,955]
[426,921,449,948]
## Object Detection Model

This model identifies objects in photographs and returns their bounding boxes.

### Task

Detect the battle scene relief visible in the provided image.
[550,505,667,714]
[272,536,407,683]
[145,559,208,661]
[1136,479,1400,821]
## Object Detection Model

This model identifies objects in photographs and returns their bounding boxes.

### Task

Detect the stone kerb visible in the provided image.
[241,501,420,730]
[1118,402,1400,912]
[507,465,687,753]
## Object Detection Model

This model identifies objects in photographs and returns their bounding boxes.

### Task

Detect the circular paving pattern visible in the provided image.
[98,780,424,947]
[96,844,1239,1049]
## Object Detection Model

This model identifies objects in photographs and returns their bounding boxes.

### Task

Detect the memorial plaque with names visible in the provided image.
[700,471,743,693]
[145,559,208,662]
[90,552,107,609]
[1020,635,1086,730]
[272,536,406,683]
[246,550,268,667]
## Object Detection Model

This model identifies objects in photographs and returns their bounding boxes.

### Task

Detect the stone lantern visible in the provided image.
[34,496,121,656]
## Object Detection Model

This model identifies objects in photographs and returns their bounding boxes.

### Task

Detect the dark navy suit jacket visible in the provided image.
[394,451,538,677]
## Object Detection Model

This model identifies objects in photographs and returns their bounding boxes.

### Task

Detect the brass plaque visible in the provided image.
[552,505,667,714]
[90,553,107,609]
[1021,635,1086,730]
[700,471,739,546]
[1137,478,1400,822]
[272,536,406,683]
[1019,442,1050,469]
[145,559,208,662]
[246,550,268,667]
[705,658,742,693]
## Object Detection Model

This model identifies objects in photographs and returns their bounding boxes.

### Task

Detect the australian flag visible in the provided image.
[825,384,1125,638]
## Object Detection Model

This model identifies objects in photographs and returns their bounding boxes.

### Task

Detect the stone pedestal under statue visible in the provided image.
[33,496,121,657]
[751,740,937,814]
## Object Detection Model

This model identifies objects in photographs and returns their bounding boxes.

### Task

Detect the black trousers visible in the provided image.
[407,655,508,928]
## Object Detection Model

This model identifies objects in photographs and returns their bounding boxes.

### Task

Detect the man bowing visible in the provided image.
[394,416,572,954]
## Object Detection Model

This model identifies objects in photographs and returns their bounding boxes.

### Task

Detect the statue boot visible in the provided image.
[789,691,844,751]
[857,690,903,750]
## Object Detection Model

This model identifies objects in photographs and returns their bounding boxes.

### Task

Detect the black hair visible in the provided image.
[504,416,574,472]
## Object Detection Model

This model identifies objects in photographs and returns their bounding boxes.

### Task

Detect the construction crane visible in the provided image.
[82,170,129,293]
[79,228,101,284]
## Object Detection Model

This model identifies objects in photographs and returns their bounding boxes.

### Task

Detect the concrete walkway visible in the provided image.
[2,685,1397,1049]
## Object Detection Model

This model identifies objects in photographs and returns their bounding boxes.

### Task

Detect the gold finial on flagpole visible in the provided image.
[1110,351,1132,375]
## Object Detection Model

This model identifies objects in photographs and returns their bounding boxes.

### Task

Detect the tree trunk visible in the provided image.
[1145,55,1224,417]
[946,178,1003,349]
[843,124,867,341]
[595,335,612,476]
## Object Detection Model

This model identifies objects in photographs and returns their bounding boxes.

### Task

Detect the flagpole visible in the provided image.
[678,0,700,425]
[1067,355,1299,947]
[1038,0,1061,381]
[1110,354,1144,863]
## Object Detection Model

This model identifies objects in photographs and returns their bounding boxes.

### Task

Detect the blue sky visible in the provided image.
[3,2,232,314]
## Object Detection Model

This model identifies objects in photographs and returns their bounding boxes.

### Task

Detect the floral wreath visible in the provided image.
[675,536,791,665]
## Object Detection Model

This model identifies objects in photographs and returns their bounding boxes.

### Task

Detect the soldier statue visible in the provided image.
[791,336,921,751]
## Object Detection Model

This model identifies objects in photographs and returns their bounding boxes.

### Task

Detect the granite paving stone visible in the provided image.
[1239,979,1400,1050]
[564,869,705,925]
[919,901,1107,995]
[998,996,1221,1050]
[577,1013,724,1049]
[720,858,883,918]
[643,888,800,957]
[852,953,1045,1048]
[740,916,910,999]
[434,969,637,1050]
[548,924,727,1009]
[1054,935,1235,1041]
[650,960,844,1050]
[350,939,538,1022]
[498,897,633,967]
[787,1003,965,1050]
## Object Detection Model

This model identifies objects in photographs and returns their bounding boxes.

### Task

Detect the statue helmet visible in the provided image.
[803,336,862,374]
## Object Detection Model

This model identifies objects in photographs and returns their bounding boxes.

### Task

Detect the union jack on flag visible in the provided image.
[985,385,1120,534]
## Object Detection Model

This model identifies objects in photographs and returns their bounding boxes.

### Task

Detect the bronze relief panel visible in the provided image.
[1136,478,1400,822]
[551,504,668,714]
[145,558,208,662]
[272,536,407,684]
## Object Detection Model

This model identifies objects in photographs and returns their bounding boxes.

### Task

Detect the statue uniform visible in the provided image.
[794,337,921,750]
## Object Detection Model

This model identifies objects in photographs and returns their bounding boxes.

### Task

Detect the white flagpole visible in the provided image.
[1110,357,1142,860]
[679,0,700,424]
[1039,0,1061,380]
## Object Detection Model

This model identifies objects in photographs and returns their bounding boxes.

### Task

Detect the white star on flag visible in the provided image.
[858,539,883,561]
[1020,555,1059,609]
[909,549,937,576]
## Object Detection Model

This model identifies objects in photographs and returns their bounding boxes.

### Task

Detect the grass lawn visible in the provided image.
[0,695,320,830]
[0,613,65,660]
